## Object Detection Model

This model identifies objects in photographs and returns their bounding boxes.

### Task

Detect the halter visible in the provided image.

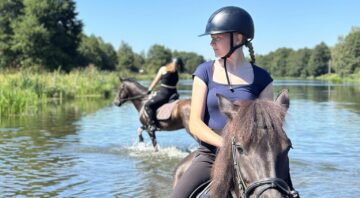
[231,137,299,198]
[118,93,148,104]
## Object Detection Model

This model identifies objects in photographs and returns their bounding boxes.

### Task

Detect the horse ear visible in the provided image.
[275,89,290,110]
[217,93,236,119]
[119,76,123,82]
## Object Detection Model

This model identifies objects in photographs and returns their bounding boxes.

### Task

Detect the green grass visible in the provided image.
[0,66,119,117]
[4,65,356,118]
[316,73,360,83]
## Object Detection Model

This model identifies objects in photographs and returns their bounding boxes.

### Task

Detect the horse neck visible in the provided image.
[131,96,146,112]
[127,82,147,112]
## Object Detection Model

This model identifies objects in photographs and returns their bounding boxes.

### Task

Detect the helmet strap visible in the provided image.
[221,32,245,92]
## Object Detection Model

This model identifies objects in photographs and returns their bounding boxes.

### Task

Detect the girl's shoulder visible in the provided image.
[252,64,272,78]
[197,60,214,72]
[159,66,167,74]
[193,60,214,84]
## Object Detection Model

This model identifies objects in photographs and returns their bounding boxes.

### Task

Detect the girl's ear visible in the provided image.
[235,33,244,45]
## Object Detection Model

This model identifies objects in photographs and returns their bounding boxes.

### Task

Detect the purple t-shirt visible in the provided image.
[193,60,273,131]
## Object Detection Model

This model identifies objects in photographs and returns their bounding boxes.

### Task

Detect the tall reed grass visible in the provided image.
[0,66,119,117]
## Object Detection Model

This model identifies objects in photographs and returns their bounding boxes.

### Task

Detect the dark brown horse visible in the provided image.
[113,77,193,150]
[173,89,299,198]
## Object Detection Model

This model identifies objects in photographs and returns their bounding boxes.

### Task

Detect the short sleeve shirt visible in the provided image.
[193,61,273,131]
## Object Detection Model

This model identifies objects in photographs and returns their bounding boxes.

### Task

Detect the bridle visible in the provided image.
[116,87,148,105]
[231,137,299,198]
[119,93,148,102]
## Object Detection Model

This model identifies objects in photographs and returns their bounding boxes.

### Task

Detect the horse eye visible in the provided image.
[235,144,244,154]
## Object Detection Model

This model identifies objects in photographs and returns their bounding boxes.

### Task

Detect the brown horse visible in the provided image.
[173,89,299,198]
[113,77,193,150]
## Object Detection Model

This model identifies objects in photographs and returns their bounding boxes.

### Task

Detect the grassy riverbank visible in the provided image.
[1,66,357,118]
[315,73,360,83]
[0,67,118,117]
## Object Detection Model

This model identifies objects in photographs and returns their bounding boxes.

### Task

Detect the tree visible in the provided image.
[307,42,331,77]
[146,44,172,74]
[77,34,117,70]
[11,0,82,71]
[331,27,360,76]
[172,50,205,74]
[266,48,293,77]
[255,54,272,73]
[117,41,137,72]
[287,48,312,77]
[133,51,145,73]
[98,42,117,71]
[0,0,24,68]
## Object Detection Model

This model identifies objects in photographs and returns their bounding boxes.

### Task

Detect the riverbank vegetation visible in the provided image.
[0,66,117,117]
[1,0,359,117]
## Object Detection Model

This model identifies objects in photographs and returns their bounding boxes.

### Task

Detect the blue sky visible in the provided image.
[75,0,359,60]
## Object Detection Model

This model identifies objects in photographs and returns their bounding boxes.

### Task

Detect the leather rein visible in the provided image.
[117,88,149,104]
[231,137,299,198]
[120,93,147,102]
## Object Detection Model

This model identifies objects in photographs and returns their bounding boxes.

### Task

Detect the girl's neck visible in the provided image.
[221,53,248,70]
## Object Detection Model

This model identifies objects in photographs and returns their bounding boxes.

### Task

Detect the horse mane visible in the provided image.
[210,99,289,197]
[122,78,147,91]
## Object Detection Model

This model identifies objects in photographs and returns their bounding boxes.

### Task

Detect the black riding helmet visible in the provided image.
[200,6,255,91]
[199,6,254,40]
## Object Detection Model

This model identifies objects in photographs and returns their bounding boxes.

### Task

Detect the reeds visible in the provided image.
[0,66,118,117]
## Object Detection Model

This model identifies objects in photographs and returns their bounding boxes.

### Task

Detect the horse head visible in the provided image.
[211,89,299,198]
[113,77,129,106]
[113,77,148,107]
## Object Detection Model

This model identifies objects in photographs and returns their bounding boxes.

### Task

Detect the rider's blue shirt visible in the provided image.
[193,61,273,131]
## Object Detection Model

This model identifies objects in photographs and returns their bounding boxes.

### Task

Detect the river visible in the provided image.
[1,80,359,197]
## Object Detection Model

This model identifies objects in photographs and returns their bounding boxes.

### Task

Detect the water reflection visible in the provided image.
[274,80,360,114]
[0,98,112,197]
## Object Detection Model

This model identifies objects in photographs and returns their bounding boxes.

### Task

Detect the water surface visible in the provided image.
[1,80,359,197]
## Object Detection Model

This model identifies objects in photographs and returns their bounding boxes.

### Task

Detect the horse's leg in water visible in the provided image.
[147,130,158,151]
[137,126,145,142]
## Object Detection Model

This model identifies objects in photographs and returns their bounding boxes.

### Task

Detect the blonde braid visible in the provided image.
[245,41,255,64]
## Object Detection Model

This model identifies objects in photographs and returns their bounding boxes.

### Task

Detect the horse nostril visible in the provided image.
[113,100,120,106]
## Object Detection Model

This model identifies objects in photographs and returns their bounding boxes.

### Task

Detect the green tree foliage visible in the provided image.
[331,27,360,76]
[258,48,293,77]
[117,41,138,72]
[11,0,82,71]
[145,44,172,74]
[255,54,272,71]
[77,34,117,70]
[0,0,24,68]
[133,51,145,73]
[307,42,331,77]
[173,50,205,73]
[287,48,312,77]
[1,1,358,78]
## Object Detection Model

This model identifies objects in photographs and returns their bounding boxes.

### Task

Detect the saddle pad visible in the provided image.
[156,100,179,120]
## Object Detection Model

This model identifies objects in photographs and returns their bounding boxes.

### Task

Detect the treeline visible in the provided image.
[0,0,205,74]
[1,1,359,77]
[256,27,360,77]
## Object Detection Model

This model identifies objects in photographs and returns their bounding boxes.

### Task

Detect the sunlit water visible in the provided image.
[1,80,360,197]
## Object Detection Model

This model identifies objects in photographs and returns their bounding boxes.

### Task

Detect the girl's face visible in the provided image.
[210,33,229,57]
[210,33,243,57]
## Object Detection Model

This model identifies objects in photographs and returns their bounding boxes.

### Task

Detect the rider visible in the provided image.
[170,6,293,198]
[144,58,184,132]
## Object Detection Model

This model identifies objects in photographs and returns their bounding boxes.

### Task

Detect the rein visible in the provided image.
[119,93,148,102]
[231,137,299,198]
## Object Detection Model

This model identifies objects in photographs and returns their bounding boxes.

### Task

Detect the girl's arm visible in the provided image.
[148,66,165,91]
[189,76,223,148]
